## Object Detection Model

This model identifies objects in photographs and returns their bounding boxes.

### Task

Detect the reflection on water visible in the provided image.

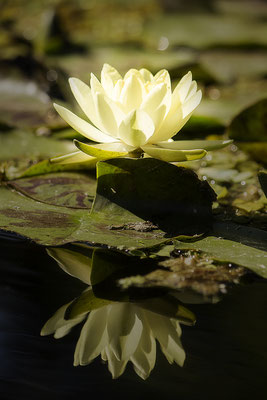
[42,298,185,379]
[1,234,267,399]
[42,246,186,379]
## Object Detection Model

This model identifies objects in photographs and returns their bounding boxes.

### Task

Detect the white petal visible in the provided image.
[174,71,192,102]
[47,248,92,284]
[145,311,185,366]
[105,346,128,379]
[101,64,122,93]
[41,302,85,339]
[153,69,171,90]
[90,73,105,95]
[69,78,99,127]
[107,303,143,361]
[74,307,109,366]
[130,310,156,380]
[139,68,153,82]
[119,74,143,112]
[182,90,202,118]
[53,103,115,143]
[185,80,197,102]
[94,92,119,136]
[118,110,154,147]
[148,106,187,143]
[141,83,168,115]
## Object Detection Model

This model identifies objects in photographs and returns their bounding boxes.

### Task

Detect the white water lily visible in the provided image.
[41,297,185,380]
[53,64,231,164]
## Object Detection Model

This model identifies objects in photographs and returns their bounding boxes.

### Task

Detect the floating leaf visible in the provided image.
[0,78,62,129]
[9,172,96,209]
[0,130,75,162]
[259,171,267,197]
[0,158,214,248]
[228,98,267,142]
[174,236,267,278]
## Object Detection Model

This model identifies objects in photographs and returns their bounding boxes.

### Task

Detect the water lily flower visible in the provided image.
[41,297,185,380]
[52,64,231,164]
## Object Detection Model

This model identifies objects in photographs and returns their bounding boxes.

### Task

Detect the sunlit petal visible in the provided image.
[94,92,120,136]
[53,103,115,143]
[174,71,192,102]
[182,90,202,118]
[69,78,99,127]
[101,64,122,93]
[139,68,153,82]
[118,110,154,147]
[120,74,143,112]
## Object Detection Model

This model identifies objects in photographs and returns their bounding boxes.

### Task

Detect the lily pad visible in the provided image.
[174,236,267,278]
[0,130,75,162]
[8,172,96,209]
[259,171,267,197]
[228,98,267,142]
[0,78,63,129]
[0,158,215,248]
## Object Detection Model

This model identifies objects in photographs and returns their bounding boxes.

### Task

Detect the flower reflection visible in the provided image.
[41,293,185,379]
[42,247,186,379]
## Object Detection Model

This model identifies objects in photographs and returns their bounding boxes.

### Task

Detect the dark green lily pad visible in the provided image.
[235,142,267,165]
[228,98,267,142]
[93,158,216,235]
[259,171,267,197]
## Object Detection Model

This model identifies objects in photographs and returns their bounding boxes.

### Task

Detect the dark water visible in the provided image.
[0,234,267,400]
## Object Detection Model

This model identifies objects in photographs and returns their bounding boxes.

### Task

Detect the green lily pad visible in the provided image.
[0,78,63,129]
[174,236,267,278]
[0,158,215,248]
[0,130,97,180]
[0,130,75,162]
[9,172,96,209]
